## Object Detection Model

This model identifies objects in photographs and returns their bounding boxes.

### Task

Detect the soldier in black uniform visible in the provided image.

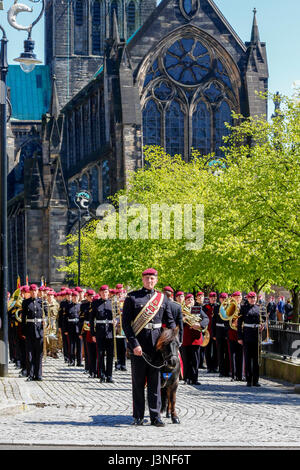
[22,284,47,381]
[90,285,115,383]
[212,293,230,377]
[238,292,264,387]
[122,268,176,427]
[64,291,82,366]
[163,286,183,344]
[79,289,97,377]
[58,289,71,363]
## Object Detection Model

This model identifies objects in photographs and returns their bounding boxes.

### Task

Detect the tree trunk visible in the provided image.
[291,288,299,323]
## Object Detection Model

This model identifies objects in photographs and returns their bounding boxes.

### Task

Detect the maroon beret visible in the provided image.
[75,286,83,292]
[86,289,95,296]
[246,291,257,298]
[21,286,30,293]
[209,292,217,297]
[219,292,228,299]
[142,268,158,276]
[39,286,46,291]
[185,293,193,300]
[196,291,204,296]
[29,284,38,291]
[232,291,242,297]
[175,291,184,297]
[93,294,100,300]
[116,284,123,289]
[99,285,109,291]
[163,286,174,293]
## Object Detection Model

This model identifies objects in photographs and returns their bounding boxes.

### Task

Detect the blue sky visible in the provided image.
[2,0,300,106]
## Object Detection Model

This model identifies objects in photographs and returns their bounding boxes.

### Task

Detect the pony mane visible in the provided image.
[156,327,179,351]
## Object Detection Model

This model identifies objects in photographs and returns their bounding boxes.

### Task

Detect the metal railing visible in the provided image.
[262,321,300,358]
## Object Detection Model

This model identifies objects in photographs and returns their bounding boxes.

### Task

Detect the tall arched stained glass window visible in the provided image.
[192,101,211,155]
[80,173,89,191]
[92,0,101,55]
[165,101,185,157]
[127,1,136,38]
[142,99,161,147]
[215,101,232,157]
[91,166,99,203]
[74,0,84,26]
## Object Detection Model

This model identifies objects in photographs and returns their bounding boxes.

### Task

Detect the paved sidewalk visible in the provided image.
[0,356,300,449]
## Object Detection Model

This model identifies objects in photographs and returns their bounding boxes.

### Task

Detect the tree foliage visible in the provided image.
[58,95,300,317]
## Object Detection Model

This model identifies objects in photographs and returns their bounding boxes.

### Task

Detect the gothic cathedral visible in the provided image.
[7,0,268,289]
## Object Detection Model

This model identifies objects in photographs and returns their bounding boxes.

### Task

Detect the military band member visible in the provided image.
[227,291,243,382]
[181,294,209,385]
[212,293,230,377]
[122,268,176,427]
[115,285,127,372]
[203,292,219,373]
[46,290,60,358]
[163,286,183,344]
[90,285,115,383]
[22,284,47,381]
[64,291,82,366]
[194,291,206,369]
[79,289,97,377]
[238,292,264,387]
[18,286,30,376]
[58,289,71,363]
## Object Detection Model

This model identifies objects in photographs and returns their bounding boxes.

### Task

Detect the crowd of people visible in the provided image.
[8,269,289,425]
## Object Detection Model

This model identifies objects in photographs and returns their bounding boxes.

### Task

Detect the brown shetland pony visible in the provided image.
[156,327,181,424]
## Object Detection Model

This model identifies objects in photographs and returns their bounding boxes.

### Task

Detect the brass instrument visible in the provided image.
[201,327,210,347]
[182,305,202,329]
[219,297,238,321]
[8,289,23,323]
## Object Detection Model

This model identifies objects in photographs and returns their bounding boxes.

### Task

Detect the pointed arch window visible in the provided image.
[127,1,136,38]
[142,99,161,147]
[165,101,185,157]
[75,0,84,26]
[92,0,101,55]
[192,101,211,155]
[215,101,232,157]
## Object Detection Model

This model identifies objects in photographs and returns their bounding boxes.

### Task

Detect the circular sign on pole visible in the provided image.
[74,190,92,211]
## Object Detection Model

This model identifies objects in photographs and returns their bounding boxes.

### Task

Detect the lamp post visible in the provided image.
[0,0,44,377]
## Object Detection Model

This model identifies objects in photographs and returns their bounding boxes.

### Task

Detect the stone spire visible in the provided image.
[250,8,260,44]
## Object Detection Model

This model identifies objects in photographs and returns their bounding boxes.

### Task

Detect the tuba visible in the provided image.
[219,297,238,321]
[8,289,23,323]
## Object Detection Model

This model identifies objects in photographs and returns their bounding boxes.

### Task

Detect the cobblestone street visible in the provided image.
[0,356,300,449]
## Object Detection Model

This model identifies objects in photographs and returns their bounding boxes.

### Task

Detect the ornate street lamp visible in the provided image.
[0,0,45,377]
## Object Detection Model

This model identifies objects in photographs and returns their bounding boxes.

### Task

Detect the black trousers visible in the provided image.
[130,354,161,421]
[87,341,97,376]
[68,331,82,365]
[61,329,69,362]
[199,346,205,367]
[181,345,200,383]
[82,334,89,371]
[26,336,43,379]
[216,336,230,376]
[228,340,243,380]
[205,337,218,371]
[244,340,259,385]
[116,337,127,366]
[96,337,114,379]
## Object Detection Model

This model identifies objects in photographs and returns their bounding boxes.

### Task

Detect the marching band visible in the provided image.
[7,273,265,395]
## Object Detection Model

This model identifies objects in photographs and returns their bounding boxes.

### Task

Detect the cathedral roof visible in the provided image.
[7,65,51,121]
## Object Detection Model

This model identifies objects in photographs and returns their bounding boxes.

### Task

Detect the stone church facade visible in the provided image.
[7,0,268,290]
